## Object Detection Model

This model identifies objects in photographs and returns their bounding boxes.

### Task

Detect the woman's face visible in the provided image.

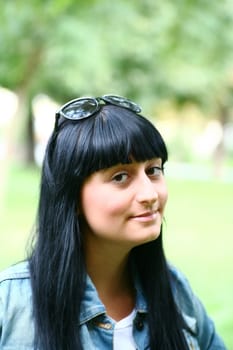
[80,158,168,251]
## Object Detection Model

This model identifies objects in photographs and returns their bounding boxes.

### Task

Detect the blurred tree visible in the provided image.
[0,0,97,162]
[1,0,233,164]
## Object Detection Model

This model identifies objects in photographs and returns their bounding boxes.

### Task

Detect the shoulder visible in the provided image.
[0,260,32,305]
[0,260,30,283]
[0,261,34,345]
[0,261,32,309]
[0,261,31,297]
[168,264,194,307]
[168,264,227,349]
[168,263,207,323]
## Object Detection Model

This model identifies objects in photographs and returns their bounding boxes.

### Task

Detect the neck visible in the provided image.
[85,240,131,294]
[84,236,135,320]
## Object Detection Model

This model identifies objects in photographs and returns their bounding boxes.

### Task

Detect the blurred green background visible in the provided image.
[0,0,232,348]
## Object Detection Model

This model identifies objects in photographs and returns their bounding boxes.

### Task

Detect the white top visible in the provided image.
[113,309,137,350]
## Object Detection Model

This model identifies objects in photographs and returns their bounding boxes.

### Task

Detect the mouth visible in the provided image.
[130,210,158,222]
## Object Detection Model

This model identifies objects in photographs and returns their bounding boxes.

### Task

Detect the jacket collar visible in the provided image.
[79,273,148,325]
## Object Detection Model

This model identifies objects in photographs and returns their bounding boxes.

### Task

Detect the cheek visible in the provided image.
[80,187,125,218]
[97,193,128,217]
[159,183,168,208]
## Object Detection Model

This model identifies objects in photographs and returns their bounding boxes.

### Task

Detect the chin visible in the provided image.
[132,231,161,247]
[148,231,161,242]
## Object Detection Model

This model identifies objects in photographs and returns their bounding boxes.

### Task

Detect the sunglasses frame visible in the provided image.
[54,94,142,131]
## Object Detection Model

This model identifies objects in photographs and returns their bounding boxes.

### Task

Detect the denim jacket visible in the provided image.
[0,261,226,349]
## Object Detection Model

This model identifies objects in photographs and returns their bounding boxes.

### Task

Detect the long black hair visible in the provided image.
[29,104,188,349]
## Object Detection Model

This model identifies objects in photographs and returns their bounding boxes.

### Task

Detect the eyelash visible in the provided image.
[112,172,128,183]
[146,166,163,177]
[112,166,163,184]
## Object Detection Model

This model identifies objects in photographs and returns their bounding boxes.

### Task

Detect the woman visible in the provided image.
[0,95,226,349]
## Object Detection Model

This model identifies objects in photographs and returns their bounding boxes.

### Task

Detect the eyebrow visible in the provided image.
[101,158,162,173]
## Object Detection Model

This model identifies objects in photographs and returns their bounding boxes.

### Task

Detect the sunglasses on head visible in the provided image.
[55,94,142,131]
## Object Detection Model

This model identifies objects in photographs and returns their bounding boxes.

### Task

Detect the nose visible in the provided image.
[136,175,158,206]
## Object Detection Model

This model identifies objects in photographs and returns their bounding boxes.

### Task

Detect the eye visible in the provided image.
[146,166,163,177]
[112,172,129,183]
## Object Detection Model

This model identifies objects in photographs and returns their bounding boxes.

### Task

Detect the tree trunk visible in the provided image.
[212,99,230,178]
[6,90,34,164]
[6,44,44,164]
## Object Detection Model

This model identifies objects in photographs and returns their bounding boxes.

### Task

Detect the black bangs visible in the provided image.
[73,105,168,178]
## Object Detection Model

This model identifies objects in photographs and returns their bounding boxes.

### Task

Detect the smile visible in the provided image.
[130,211,158,222]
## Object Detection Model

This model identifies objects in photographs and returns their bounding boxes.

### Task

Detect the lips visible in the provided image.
[134,211,155,218]
[130,210,158,222]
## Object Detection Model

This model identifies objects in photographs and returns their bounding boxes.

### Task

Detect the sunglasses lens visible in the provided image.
[102,95,141,113]
[61,98,98,120]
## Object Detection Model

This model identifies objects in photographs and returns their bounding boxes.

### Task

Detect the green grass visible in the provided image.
[0,165,232,348]
[0,164,40,268]
[165,178,233,349]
